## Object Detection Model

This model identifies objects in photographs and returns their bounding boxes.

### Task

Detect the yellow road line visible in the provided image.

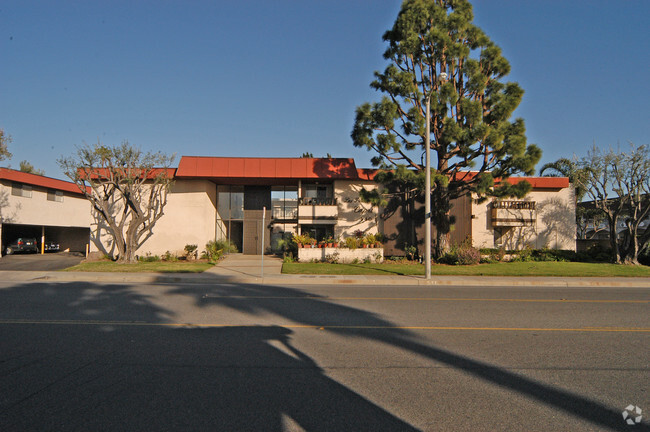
[202,295,649,304]
[1,319,648,332]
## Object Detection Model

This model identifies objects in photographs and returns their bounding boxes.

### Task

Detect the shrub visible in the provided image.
[138,253,160,263]
[324,251,340,264]
[276,237,297,256]
[575,243,613,263]
[203,239,238,263]
[510,244,534,262]
[404,244,417,261]
[184,244,198,259]
[456,246,480,265]
[162,250,178,262]
[345,237,359,249]
[438,239,480,265]
[531,248,576,262]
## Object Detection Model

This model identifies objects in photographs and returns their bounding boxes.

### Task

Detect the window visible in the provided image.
[47,190,64,202]
[304,184,329,199]
[271,186,298,220]
[11,183,32,198]
[301,184,335,205]
[217,185,244,220]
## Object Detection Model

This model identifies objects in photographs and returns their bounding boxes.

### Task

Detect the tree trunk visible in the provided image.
[620,225,640,265]
[432,185,451,259]
[606,214,620,263]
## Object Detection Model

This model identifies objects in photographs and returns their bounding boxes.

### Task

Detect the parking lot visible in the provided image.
[0,252,85,271]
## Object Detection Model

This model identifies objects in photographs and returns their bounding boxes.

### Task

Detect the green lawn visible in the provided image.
[282,261,650,277]
[63,260,214,273]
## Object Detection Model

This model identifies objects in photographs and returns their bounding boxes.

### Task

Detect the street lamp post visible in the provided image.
[425,72,446,280]
[425,94,432,279]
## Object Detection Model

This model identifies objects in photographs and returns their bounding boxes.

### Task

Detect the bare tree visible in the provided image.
[59,141,174,263]
[578,144,650,264]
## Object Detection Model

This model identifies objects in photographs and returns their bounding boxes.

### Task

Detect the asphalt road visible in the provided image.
[0,280,648,431]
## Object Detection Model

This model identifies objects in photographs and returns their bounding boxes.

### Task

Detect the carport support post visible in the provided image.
[261,207,265,279]
[41,226,45,254]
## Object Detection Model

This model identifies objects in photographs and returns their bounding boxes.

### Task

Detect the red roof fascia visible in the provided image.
[503,176,569,189]
[450,171,569,189]
[176,157,360,180]
[0,167,88,195]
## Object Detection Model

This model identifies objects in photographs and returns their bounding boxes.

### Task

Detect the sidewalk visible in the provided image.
[1,253,649,287]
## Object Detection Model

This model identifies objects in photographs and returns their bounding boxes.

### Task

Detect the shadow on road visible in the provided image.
[0,279,646,431]
[168,282,649,432]
[0,281,417,431]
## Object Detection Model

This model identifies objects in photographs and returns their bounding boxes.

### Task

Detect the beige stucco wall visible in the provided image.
[333,180,380,240]
[0,179,92,227]
[471,185,576,250]
[138,179,217,256]
[90,179,217,257]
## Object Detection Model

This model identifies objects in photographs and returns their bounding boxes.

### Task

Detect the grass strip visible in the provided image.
[282,261,650,277]
[62,261,213,273]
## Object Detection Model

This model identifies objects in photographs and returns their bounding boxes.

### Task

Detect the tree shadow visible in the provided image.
[168,282,649,432]
[310,158,359,179]
[0,281,418,431]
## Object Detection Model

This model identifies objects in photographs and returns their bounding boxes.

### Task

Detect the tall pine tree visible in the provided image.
[352,0,541,257]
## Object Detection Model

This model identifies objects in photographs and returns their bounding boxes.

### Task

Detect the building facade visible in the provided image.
[94,156,575,257]
[1,157,575,258]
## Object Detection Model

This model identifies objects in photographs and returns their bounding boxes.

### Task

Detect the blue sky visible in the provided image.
[1,0,648,179]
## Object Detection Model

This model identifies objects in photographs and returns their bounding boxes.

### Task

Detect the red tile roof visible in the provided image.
[0,168,88,195]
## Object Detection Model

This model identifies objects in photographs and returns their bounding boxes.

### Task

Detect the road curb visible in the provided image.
[2,271,649,288]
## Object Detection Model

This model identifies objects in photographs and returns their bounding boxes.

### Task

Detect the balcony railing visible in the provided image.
[298,197,337,206]
[492,200,536,210]
[272,207,298,220]
[491,201,536,227]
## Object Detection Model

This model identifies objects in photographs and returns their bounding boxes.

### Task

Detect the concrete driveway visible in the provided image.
[0,252,84,271]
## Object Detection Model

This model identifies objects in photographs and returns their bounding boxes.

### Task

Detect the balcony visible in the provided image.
[491,201,536,227]
[298,197,337,206]
[298,197,338,224]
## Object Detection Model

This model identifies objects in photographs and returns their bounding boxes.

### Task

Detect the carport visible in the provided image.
[1,223,90,256]
[1,168,93,258]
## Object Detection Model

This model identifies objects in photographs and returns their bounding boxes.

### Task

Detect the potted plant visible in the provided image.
[292,233,307,248]
[345,237,358,250]
[363,233,376,248]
